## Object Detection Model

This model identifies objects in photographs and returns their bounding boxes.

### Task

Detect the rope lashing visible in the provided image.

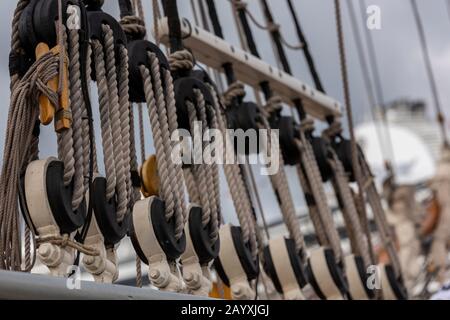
[37,234,100,257]
[169,49,195,72]
[120,15,147,40]
[0,51,60,270]
[222,82,246,107]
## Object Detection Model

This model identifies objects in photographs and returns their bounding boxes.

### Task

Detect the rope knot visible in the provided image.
[232,0,247,10]
[268,22,280,33]
[264,95,283,116]
[323,121,343,139]
[300,118,315,133]
[61,234,69,247]
[120,15,147,40]
[169,49,194,72]
[222,82,246,107]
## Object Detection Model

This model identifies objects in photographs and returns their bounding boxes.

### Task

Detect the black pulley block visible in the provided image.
[84,0,105,11]
[173,77,215,131]
[91,177,130,246]
[87,10,127,80]
[128,40,169,103]
[225,101,261,155]
[189,206,220,264]
[129,197,187,264]
[310,136,333,182]
[270,116,301,166]
[384,265,408,300]
[263,238,307,294]
[19,0,82,58]
[333,138,356,182]
[45,160,87,234]
[213,226,259,287]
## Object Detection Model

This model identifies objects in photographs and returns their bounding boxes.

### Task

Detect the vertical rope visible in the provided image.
[410,0,448,146]
[334,0,374,265]
[92,39,117,201]
[102,25,127,221]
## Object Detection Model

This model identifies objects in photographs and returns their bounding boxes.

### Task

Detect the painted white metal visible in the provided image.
[132,197,184,292]
[0,270,210,300]
[181,204,213,296]
[154,17,342,121]
[25,158,75,277]
[218,224,255,300]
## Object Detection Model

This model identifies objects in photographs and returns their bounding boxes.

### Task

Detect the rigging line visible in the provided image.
[229,0,303,51]
[334,0,375,264]
[359,0,397,169]
[446,0,450,25]
[286,0,325,93]
[348,0,396,172]
[203,0,269,241]
[410,0,449,146]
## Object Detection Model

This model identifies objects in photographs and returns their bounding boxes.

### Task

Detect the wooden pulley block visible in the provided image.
[140,155,160,198]
[35,43,71,132]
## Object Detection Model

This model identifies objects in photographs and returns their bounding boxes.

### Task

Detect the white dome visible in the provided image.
[355,122,436,185]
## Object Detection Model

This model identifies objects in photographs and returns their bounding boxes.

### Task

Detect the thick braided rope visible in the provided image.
[259,116,305,255]
[102,25,127,221]
[120,15,147,40]
[92,40,117,201]
[184,168,201,204]
[163,69,188,224]
[118,45,133,207]
[0,53,59,269]
[192,89,219,242]
[169,50,195,72]
[209,110,222,222]
[298,132,343,262]
[140,66,184,239]
[210,86,258,259]
[147,53,185,239]
[57,27,75,187]
[360,158,402,276]
[9,0,29,90]
[68,29,87,210]
[0,0,30,270]
[222,82,246,107]
[296,163,329,246]
[328,149,371,266]
[186,101,213,229]
[83,40,92,178]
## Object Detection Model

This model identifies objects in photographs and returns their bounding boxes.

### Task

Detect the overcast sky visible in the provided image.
[0,0,449,225]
